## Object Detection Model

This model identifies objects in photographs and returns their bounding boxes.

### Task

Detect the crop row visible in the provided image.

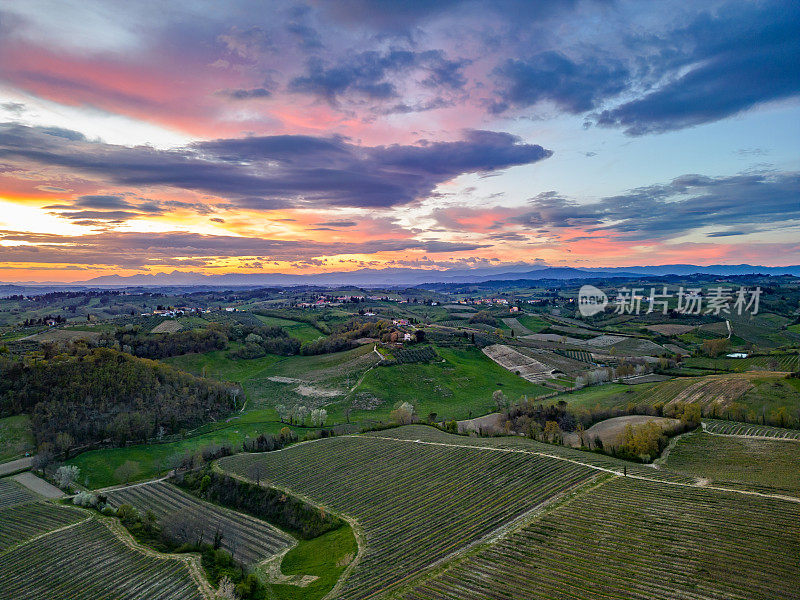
[665,431,800,497]
[703,418,800,439]
[0,478,38,508]
[365,425,700,485]
[400,476,800,600]
[219,434,594,599]
[685,354,799,373]
[0,518,203,600]
[106,481,293,565]
[0,502,86,552]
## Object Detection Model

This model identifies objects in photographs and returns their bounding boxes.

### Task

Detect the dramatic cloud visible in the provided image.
[289,49,469,108]
[0,123,552,209]
[511,172,800,240]
[595,1,800,134]
[491,52,630,114]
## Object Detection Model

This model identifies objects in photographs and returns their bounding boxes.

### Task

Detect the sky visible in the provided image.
[0,0,798,282]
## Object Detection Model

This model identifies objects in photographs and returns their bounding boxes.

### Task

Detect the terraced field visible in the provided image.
[704,418,800,439]
[0,518,204,600]
[665,431,800,496]
[0,502,86,551]
[398,476,800,600]
[0,477,38,508]
[106,481,293,564]
[482,344,555,382]
[219,434,595,599]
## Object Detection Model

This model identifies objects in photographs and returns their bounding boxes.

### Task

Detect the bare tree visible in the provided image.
[161,510,205,547]
[247,462,267,485]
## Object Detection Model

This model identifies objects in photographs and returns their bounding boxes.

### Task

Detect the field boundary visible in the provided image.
[214,465,367,600]
[384,473,615,599]
[365,434,800,504]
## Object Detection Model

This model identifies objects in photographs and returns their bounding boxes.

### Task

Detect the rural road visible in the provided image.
[0,456,32,477]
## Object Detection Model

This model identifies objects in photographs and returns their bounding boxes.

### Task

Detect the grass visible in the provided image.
[515,314,550,332]
[255,315,325,342]
[347,346,551,423]
[0,415,35,462]
[265,524,358,600]
[665,430,800,496]
[67,418,300,489]
[554,383,657,412]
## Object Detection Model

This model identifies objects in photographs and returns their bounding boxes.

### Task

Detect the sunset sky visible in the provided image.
[0,0,798,282]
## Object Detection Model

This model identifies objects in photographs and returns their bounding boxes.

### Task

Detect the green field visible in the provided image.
[515,314,550,332]
[665,430,800,496]
[264,524,359,600]
[166,342,547,425]
[219,432,594,599]
[349,346,551,422]
[400,476,800,600]
[255,315,325,342]
[0,415,35,462]
[683,353,800,373]
[67,417,300,489]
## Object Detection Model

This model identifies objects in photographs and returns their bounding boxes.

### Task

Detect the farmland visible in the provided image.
[105,480,294,565]
[0,477,38,508]
[349,346,551,422]
[219,433,595,599]
[482,344,555,382]
[664,430,800,496]
[703,418,800,439]
[0,518,205,600]
[683,353,799,373]
[398,476,800,600]
[0,502,86,551]
[254,315,325,342]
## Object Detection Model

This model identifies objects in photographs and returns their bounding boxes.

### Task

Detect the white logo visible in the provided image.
[578,284,608,317]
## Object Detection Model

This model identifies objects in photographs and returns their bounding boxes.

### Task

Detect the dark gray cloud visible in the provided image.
[510,172,800,240]
[0,123,551,209]
[595,1,800,134]
[217,87,272,100]
[315,220,358,227]
[491,52,630,114]
[288,49,469,106]
[487,1,800,135]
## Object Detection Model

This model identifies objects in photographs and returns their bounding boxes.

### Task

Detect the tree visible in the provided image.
[114,460,141,484]
[576,422,587,447]
[492,390,509,412]
[215,576,239,600]
[54,465,80,489]
[543,421,563,444]
[246,462,267,486]
[390,401,415,425]
[54,432,74,460]
[161,510,205,546]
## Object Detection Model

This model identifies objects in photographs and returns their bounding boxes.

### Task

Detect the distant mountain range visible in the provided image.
[2,263,799,292]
